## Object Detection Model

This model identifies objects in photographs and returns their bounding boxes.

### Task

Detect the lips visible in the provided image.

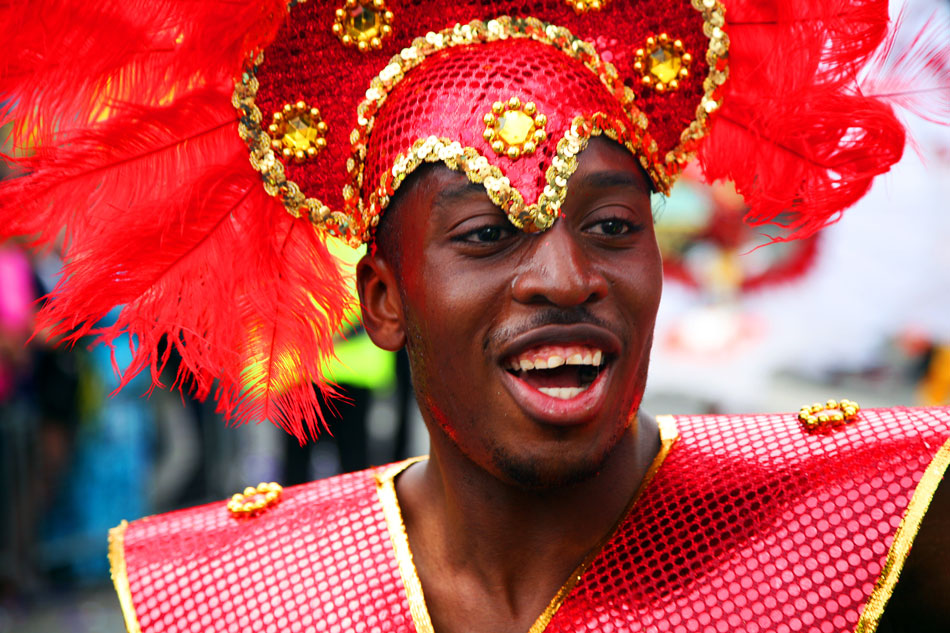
[505,344,607,400]
[496,324,621,424]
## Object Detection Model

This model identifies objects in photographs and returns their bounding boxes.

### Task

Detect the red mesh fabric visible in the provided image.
[122,467,414,633]
[253,0,709,226]
[363,38,636,210]
[548,406,950,632]
[118,407,950,632]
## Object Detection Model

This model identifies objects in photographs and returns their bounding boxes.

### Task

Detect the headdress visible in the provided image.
[1,0,945,440]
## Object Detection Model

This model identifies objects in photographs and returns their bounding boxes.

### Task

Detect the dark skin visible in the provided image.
[357,137,950,631]
[359,138,662,632]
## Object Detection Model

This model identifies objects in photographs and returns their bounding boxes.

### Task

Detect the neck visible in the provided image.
[395,412,661,624]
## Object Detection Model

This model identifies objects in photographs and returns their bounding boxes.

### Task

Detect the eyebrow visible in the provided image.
[577,170,648,192]
[433,180,492,211]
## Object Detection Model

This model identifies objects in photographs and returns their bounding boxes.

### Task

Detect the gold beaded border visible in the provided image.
[798,398,861,431]
[233,54,352,237]
[367,113,653,237]
[332,0,395,52]
[668,0,730,168]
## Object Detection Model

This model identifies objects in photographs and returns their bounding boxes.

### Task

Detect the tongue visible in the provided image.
[519,365,583,389]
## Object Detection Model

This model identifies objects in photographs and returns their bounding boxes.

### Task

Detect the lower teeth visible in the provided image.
[538,386,584,400]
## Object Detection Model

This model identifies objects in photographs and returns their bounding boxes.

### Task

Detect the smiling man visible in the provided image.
[2,0,949,632]
[356,140,668,631]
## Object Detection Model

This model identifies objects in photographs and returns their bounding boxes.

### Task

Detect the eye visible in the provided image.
[586,217,641,237]
[457,224,514,244]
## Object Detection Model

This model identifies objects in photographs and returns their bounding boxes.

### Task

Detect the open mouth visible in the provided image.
[504,344,608,400]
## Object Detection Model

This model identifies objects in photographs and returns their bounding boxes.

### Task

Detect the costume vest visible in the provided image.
[110,406,950,633]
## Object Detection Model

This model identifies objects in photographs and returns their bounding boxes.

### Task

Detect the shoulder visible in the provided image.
[109,462,415,633]
[666,406,950,630]
[115,465,383,554]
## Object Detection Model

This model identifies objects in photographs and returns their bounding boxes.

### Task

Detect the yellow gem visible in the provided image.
[280,114,321,153]
[495,110,536,146]
[345,5,381,41]
[648,45,682,84]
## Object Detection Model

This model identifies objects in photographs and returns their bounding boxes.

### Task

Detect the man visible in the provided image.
[2,0,948,631]
[358,141,664,629]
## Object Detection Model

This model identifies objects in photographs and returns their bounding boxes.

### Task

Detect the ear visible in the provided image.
[356,253,407,351]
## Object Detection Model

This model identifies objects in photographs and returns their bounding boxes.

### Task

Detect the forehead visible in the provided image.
[397,136,651,229]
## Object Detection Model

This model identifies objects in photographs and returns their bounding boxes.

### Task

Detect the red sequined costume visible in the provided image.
[109,406,950,632]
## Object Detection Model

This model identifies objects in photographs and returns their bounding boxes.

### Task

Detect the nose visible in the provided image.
[511,220,608,307]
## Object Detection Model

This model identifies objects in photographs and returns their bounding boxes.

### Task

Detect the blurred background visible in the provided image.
[2,3,949,631]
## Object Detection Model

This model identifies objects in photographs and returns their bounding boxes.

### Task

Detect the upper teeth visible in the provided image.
[509,345,603,371]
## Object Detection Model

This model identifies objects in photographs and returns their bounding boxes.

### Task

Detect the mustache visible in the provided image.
[487,307,613,350]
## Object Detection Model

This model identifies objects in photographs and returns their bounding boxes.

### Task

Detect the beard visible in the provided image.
[484,406,637,490]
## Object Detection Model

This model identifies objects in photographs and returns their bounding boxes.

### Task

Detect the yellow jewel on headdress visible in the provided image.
[268,101,328,163]
[332,0,394,52]
[634,33,693,92]
[482,97,548,161]
[564,0,610,13]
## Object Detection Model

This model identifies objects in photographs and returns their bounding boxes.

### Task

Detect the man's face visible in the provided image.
[364,137,662,488]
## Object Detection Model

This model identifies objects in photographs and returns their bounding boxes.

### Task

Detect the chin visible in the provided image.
[487,427,627,490]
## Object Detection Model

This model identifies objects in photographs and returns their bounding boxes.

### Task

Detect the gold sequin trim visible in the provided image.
[854,435,950,633]
[666,0,730,168]
[366,112,661,238]
[528,415,679,632]
[376,457,435,633]
[108,520,143,633]
[233,53,350,236]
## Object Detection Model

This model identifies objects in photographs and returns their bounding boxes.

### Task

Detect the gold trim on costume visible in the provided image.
[527,414,679,632]
[376,418,679,633]
[376,457,435,633]
[854,435,950,633]
[108,520,143,633]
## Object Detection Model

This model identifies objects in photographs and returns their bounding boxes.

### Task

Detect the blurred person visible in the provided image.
[1,2,949,633]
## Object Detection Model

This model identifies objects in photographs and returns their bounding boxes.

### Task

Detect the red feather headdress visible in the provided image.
[0,0,944,441]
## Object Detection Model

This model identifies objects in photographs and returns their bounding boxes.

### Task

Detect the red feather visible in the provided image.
[701,0,907,241]
[858,11,950,125]
[0,0,353,440]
